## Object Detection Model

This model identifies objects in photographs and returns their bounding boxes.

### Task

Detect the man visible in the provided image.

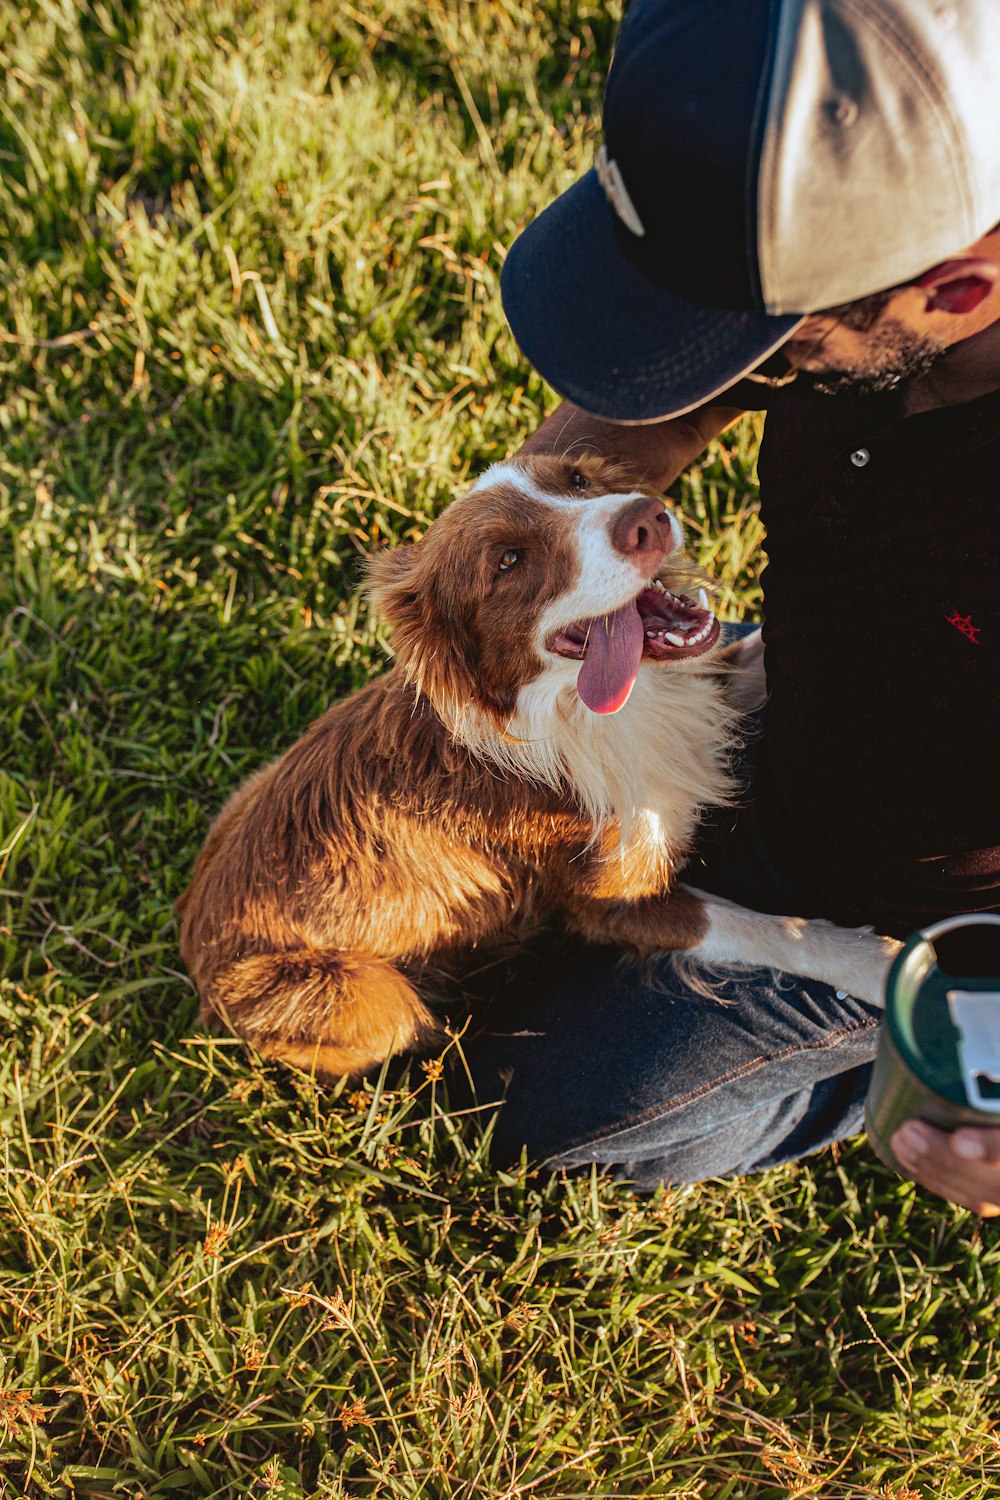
[462,0,1000,1214]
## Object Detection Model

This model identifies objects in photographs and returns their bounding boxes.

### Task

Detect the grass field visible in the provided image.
[2,3,999,1496]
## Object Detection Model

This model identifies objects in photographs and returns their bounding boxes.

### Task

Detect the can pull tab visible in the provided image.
[948,991,1000,1113]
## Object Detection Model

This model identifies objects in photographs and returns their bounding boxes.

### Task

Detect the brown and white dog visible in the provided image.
[177,455,899,1079]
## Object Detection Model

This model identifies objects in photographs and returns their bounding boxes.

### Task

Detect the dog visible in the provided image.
[177,454,900,1079]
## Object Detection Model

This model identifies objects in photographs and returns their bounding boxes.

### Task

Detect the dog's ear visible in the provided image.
[367,543,484,719]
[367,541,423,634]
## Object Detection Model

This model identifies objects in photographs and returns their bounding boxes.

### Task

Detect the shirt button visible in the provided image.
[850,447,871,468]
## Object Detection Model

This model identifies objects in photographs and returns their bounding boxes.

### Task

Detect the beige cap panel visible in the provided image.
[757,0,1000,315]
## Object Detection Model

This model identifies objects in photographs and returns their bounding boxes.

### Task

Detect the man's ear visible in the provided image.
[915,257,999,315]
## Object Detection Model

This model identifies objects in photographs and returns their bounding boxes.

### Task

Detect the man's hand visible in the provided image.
[719,626,766,714]
[891,1121,1000,1216]
[517,399,745,493]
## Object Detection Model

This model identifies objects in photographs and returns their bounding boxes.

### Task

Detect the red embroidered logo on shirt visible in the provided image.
[946,610,981,644]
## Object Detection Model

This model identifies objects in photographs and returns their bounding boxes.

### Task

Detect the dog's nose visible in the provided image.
[610,496,676,563]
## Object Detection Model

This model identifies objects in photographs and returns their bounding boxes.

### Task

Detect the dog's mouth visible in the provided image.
[547,581,720,715]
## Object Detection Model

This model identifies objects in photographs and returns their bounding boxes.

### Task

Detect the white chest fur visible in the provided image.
[456,662,737,863]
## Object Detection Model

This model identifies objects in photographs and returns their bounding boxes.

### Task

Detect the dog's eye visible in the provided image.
[571,470,589,491]
[498,548,521,572]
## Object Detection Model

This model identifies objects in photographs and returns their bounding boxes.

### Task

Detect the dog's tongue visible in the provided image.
[576,602,644,715]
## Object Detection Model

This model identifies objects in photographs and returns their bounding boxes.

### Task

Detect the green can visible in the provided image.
[865,913,1000,1174]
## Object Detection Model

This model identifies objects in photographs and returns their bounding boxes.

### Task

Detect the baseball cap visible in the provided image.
[500,0,1000,422]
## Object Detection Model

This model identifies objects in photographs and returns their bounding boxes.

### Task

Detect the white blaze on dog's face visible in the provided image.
[368,455,721,723]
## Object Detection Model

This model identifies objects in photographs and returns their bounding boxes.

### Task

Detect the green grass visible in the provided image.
[1,3,998,1496]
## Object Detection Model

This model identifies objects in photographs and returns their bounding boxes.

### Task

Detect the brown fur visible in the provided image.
[177,455,716,1080]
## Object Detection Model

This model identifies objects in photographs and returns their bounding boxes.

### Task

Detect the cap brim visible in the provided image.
[501,168,804,423]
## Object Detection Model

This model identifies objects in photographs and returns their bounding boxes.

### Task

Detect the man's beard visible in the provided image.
[795,319,946,398]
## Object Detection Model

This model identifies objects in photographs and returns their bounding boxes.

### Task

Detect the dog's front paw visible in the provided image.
[838,929,902,1006]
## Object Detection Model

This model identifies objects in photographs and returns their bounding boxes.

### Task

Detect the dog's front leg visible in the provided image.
[680,886,901,1006]
[560,884,900,1005]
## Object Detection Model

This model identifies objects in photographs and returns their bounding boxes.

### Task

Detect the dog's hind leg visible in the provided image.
[201,949,442,1081]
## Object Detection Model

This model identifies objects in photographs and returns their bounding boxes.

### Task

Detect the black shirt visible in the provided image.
[725,378,1000,937]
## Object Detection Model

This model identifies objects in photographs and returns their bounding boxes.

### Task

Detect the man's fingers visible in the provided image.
[896,1121,1000,1165]
[892,1120,1000,1215]
[949,1127,1000,1165]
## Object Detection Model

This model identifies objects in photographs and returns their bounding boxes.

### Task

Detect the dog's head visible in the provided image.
[368,454,721,725]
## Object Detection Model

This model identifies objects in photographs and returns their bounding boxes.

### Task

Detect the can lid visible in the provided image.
[886,915,1000,1109]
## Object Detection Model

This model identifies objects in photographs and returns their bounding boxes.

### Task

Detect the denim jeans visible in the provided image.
[460,625,884,1189]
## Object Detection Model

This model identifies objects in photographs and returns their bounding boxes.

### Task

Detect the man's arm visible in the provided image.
[518,398,746,492]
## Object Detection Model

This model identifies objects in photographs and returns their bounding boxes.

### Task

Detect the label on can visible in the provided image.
[948,990,1000,1113]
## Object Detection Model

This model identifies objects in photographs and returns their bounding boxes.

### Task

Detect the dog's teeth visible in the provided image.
[653,580,667,593]
[698,587,710,609]
[666,632,685,647]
